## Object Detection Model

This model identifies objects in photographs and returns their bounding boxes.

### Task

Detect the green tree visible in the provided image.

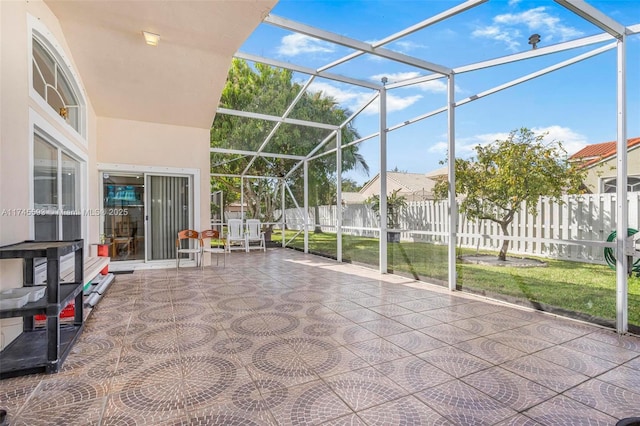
[211,59,368,230]
[434,128,586,261]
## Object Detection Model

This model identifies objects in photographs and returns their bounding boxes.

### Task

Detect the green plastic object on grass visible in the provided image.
[604,228,640,275]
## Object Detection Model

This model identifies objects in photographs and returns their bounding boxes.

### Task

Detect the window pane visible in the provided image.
[34,135,58,240]
[32,39,55,93]
[34,135,57,209]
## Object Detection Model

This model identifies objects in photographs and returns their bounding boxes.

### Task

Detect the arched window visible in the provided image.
[603,176,640,193]
[31,35,83,135]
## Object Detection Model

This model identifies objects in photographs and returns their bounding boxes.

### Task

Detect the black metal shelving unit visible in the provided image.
[0,240,84,379]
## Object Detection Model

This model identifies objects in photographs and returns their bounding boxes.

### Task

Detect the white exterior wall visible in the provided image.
[0,1,211,350]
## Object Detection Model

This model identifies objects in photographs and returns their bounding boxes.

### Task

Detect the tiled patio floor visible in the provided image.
[2,248,640,425]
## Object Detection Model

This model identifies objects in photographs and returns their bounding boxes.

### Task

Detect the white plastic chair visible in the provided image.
[176,229,201,269]
[200,229,226,267]
[245,219,266,252]
[226,219,246,252]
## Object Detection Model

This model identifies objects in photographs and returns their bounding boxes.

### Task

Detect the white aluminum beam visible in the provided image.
[265,14,452,75]
[615,36,628,334]
[308,132,380,161]
[555,0,628,39]
[211,147,305,160]
[284,91,380,179]
[387,30,620,91]
[385,42,615,134]
[284,131,337,179]
[455,43,615,107]
[235,51,380,90]
[303,161,309,253]
[379,85,388,274]
[454,32,615,74]
[317,0,487,73]
[336,131,343,263]
[211,173,281,180]
[217,107,339,130]
[447,73,457,292]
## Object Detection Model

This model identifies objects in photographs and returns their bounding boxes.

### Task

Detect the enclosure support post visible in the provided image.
[281,179,286,248]
[447,72,457,292]
[304,160,309,254]
[240,177,245,221]
[615,36,628,334]
[336,131,343,263]
[379,83,388,274]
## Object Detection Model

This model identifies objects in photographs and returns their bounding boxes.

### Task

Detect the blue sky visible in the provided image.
[239,0,640,185]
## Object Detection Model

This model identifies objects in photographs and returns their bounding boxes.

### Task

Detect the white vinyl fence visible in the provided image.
[278,193,640,264]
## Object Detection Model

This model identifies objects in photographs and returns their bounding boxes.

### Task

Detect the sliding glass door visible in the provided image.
[147,175,191,261]
[102,172,192,263]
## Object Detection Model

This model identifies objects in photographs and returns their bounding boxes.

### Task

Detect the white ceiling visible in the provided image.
[45,0,278,129]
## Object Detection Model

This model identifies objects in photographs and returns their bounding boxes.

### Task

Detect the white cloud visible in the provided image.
[473,7,583,51]
[307,81,369,107]
[392,40,426,53]
[277,33,335,57]
[427,126,587,157]
[508,0,521,6]
[472,26,521,51]
[362,93,423,115]
[530,125,588,155]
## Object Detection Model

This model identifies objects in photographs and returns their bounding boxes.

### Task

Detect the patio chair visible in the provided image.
[226,219,246,252]
[245,219,266,252]
[200,229,226,267]
[176,229,201,269]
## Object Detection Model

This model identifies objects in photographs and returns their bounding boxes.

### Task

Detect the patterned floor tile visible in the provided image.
[454,337,527,365]
[359,318,413,337]
[337,307,386,323]
[417,346,493,379]
[384,330,447,355]
[501,354,589,392]
[11,396,105,426]
[415,380,517,425]
[267,379,353,425]
[533,345,617,376]
[516,322,584,344]
[357,395,451,425]
[522,394,617,425]
[368,303,414,318]
[461,366,557,411]
[485,329,555,354]
[597,365,640,394]
[325,368,409,411]
[346,337,411,365]
[565,378,640,420]
[493,414,543,425]
[419,323,481,345]
[371,356,454,393]
[392,312,443,329]
[3,248,638,425]
[560,335,640,364]
[320,413,368,425]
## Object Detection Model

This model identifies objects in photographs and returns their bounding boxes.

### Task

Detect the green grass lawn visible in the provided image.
[271,229,640,329]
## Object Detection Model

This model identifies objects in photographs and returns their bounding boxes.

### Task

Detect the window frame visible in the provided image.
[28,15,88,145]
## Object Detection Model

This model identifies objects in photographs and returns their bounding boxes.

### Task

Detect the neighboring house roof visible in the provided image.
[360,171,438,195]
[341,192,367,204]
[570,137,640,168]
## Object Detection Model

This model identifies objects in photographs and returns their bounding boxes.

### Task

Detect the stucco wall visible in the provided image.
[97,117,211,237]
[0,0,98,349]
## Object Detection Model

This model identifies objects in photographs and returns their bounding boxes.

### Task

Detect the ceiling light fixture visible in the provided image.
[142,31,160,47]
